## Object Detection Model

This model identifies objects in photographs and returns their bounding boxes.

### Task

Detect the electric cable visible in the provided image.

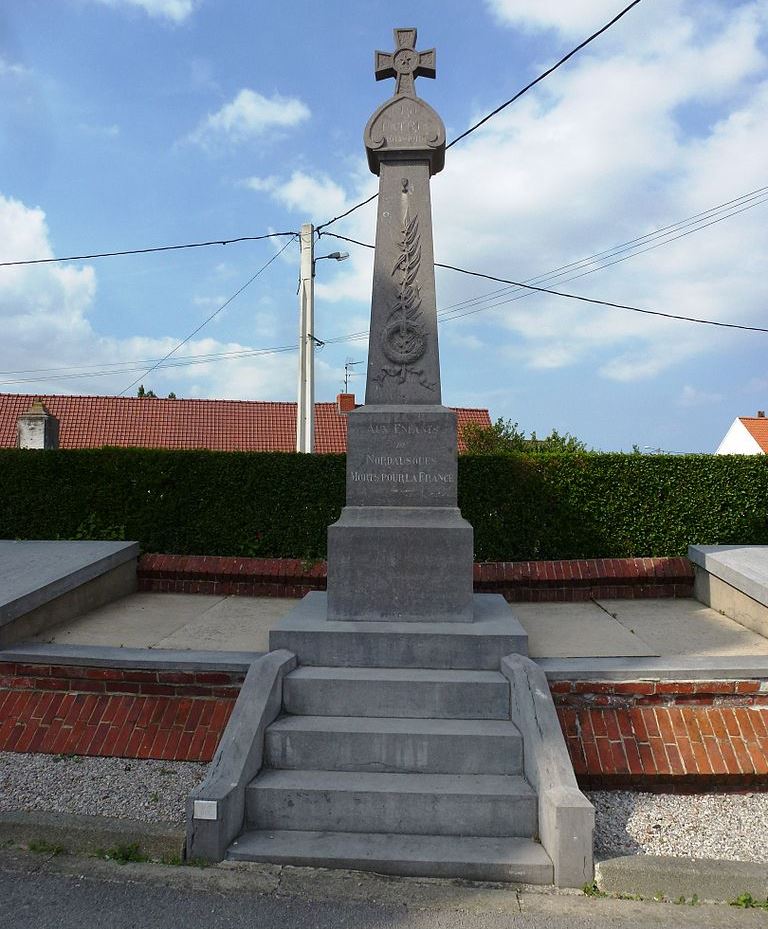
[315,0,643,232]
[116,235,297,396]
[0,232,298,269]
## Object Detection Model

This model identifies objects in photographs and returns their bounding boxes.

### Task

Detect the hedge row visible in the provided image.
[1,448,767,560]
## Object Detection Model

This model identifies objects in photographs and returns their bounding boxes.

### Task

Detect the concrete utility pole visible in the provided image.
[296,223,315,453]
[296,228,350,453]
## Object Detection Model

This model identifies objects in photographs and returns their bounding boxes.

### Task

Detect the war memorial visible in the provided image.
[185,28,594,887]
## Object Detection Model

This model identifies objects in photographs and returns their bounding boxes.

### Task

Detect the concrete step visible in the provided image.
[265,715,523,774]
[283,667,510,719]
[227,829,553,883]
[269,590,528,669]
[245,770,537,837]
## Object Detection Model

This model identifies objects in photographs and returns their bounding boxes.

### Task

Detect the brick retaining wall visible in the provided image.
[554,680,768,788]
[138,554,694,602]
[0,663,239,762]
[2,662,766,786]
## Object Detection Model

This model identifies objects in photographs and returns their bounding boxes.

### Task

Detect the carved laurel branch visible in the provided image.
[375,207,435,391]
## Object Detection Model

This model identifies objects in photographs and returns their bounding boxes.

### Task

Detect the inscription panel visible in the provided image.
[345,406,458,506]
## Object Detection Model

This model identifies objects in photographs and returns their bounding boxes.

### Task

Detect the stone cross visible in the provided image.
[374,28,436,98]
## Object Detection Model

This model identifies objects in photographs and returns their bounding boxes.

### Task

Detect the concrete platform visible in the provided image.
[22,590,768,663]
[0,540,138,646]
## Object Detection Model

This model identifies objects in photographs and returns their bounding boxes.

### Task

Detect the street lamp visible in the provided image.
[296,223,349,453]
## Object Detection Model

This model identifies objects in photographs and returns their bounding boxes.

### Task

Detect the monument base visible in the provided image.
[327,506,473,622]
[270,591,528,669]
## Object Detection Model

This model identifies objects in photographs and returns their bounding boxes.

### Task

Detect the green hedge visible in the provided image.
[1,448,767,560]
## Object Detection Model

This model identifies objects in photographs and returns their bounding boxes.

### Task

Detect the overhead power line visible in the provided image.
[116,235,297,396]
[315,0,643,232]
[0,232,298,269]
[433,262,768,333]
[5,184,766,389]
[446,0,643,150]
[320,183,768,335]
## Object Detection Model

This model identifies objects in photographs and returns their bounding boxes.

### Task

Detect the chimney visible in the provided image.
[16,399,60,449]
[336,392,356,414]
[758,411,766,418]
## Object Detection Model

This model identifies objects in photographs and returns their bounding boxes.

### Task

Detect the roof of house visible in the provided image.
[739,416,768,453]
[1,393,491,454]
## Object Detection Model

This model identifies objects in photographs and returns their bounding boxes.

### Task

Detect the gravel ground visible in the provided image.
[0,753,208,824]
[588,790,768,862]
[2,754,767,862]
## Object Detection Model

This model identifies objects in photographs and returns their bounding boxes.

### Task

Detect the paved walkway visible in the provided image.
[28,592,768,659]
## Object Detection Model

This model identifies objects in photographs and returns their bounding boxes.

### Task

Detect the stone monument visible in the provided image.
[188,29,594,889]
[326,27,473,622]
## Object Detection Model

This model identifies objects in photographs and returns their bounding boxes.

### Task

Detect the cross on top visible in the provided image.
[375,28,436,98]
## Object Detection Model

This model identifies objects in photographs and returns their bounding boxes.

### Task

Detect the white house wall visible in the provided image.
[716,419,764,455]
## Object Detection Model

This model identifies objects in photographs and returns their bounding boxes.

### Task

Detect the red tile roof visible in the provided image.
[739,417,768,453]
[1,394,491,454]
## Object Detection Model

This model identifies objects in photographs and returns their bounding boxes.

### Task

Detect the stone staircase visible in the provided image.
[227,663,554,882]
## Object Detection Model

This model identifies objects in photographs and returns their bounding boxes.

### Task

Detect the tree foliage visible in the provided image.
[462,417,588,455]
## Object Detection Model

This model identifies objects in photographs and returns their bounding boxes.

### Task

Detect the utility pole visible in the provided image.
[296,229,349,452]
[296,223,315,453]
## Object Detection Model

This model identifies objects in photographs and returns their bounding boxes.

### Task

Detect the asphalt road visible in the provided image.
[1,849,767,929]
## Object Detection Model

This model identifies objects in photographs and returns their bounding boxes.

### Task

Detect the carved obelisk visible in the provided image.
[326,28,474,622]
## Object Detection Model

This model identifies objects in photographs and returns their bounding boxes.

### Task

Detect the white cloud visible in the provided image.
[190,89,310,147]
[0,194,296,400]
[246,166,377,306]
[485,0,650,38]
[90,0,199,22]
[274,1,768,386]
[245,171,348,219]
[0,56,30,78]
[678,385,723,407]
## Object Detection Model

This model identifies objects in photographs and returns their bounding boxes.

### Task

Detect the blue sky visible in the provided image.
[1,0,767,452]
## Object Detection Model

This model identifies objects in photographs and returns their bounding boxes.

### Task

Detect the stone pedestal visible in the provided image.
[327,404,473,622]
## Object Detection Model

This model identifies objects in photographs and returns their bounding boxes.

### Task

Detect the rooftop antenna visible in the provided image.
[344,359,363,392]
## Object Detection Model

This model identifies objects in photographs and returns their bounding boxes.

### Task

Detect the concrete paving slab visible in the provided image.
[601,598,768,656]
[512,602,656,658]
[154,596,294,652]
[30,593,228,648]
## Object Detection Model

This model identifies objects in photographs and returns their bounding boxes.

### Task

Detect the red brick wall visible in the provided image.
[138,554,694,602]
[2,663,766,784]
[554,680,768,788]
[0,663,240,762]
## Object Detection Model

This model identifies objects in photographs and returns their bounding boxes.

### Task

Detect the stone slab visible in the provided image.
[283,666,510,719]
[0,540,138,624]
[344,406,458,506]
[265,715,523,775]
[0,642,261,671]
[228,830,553,884]
[186,650,296,862]
[269,591,528,668]
[689,545,768,608]
[246,770,537,838]
[537,655,768,681]
[512,602,656,658]
[603,598,768,656]
[327,506,473,621]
